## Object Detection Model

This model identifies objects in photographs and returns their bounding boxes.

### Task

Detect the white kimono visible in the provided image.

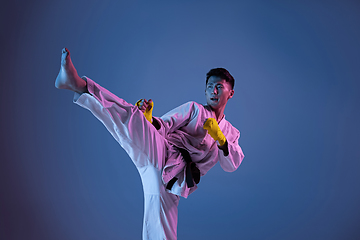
[74,77,244,240]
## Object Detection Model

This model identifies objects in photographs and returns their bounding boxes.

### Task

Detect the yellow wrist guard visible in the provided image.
[203,118,226,146]
[135,99,153,123]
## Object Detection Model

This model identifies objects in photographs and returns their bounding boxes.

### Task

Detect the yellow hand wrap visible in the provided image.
[135,99,154,123]
[203,118,226,146]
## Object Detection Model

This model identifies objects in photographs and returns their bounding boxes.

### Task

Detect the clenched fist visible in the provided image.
[135,99,154,123]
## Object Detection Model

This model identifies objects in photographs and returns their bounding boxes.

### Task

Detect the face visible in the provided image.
[205,76,234,110]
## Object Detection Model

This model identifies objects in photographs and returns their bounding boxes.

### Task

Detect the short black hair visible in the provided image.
[206,68,235,90]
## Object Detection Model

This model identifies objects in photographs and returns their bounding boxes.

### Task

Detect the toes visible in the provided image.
[62,47,70,56]
[61,48,70,65]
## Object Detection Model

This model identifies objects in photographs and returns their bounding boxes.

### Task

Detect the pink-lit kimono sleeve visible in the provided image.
[155,102,196,136]
[218,127,245,172]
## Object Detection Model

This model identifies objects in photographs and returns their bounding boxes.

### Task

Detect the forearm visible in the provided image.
[218,140,229,156]
[152,117,161,130]
[218,142,244,172]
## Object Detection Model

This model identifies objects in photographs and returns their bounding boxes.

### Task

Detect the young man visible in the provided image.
[55,48,244,240]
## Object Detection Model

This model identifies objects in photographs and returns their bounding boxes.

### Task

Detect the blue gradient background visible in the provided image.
[1,1,360,239]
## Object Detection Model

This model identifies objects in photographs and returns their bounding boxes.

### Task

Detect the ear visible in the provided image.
[228,89,234,100]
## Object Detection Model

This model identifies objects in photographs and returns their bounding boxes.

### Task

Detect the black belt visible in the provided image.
[166,148,200,190]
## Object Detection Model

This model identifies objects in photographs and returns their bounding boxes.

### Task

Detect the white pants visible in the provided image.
[75,79,180,240]
[139,166,180,240]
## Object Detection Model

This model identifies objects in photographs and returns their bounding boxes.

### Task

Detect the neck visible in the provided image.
[211,105,225,123]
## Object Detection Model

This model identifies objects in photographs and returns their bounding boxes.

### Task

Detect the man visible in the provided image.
[55,48,244,240]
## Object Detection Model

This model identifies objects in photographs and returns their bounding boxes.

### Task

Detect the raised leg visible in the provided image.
[62,49,181,239]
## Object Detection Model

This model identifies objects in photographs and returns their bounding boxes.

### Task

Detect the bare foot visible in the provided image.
[55,48,87,93]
